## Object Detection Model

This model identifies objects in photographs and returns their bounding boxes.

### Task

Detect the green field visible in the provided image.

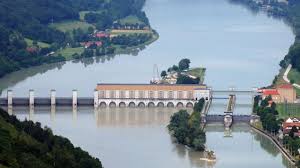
[56,47,84,60]
[277,103,300,119]
[288,68,300,84]
[25,38,50,48]
[187,68,206,84]
[79,10,104,21]
[119,15,144,25]
[50,21,95,32]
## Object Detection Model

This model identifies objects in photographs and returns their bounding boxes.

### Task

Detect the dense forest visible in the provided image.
[0,0,149,77]
[0,108,102,168]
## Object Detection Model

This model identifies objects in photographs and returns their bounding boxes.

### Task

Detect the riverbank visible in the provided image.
[251,124,296,165]
[230,0,300,94]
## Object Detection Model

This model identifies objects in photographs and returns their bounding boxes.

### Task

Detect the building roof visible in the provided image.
[262,89,279,96]
[97,83,205,86]
[96,83,208,91]
[277,84,294,89]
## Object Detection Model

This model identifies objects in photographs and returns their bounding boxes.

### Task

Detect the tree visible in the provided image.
[172,65,179,72]
[194,98,205,112]
[161,70,167,78]
[178,58,191,71]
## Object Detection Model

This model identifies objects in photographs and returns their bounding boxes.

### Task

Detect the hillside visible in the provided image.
[0,108,103,168]
[0,0,150,77]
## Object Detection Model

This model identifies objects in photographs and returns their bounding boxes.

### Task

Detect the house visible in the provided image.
[261,89,281,103]
[26,47,38,53]
[276,84,296,103]
[259,84,296,103]
[82,41,102,49]
[282,118,300,136]
[94,32,109,38]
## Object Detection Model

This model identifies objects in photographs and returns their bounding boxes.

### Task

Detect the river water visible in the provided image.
[0,0,296,167]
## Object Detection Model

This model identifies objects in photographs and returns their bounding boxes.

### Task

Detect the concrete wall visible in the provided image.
[0,98,94,106]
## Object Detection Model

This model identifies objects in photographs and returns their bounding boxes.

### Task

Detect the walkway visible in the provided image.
[283,64,300,89]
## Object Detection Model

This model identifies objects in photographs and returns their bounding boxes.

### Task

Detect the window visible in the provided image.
[159,91,164,99]
[138,90,145,99]
[129,91,135,98]
[99,91,106,98]
[168,91,173,99]
[120,90,125,99]
[178,91,183,99]
[149,91,154,99]
[110,90,116,98]
[188,91,193,99]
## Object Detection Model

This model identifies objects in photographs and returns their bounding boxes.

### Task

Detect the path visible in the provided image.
[283,64,300,89]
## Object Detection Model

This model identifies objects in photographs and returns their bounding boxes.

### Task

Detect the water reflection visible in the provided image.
[1,105,295,168]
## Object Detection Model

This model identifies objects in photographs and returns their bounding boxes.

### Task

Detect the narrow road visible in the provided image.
[283,64,300,89]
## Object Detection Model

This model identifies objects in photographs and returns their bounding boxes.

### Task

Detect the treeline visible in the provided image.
[111,34,153,47]
[168,98,206,151]
[0,108,102,168]
[253,95,280,133]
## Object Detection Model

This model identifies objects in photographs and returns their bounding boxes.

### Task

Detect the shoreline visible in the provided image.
[250,125,296,165]
[0,31,159,80]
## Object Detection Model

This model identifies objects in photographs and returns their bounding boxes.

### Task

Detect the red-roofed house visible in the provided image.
[95,32,109,38]
[282,118,300,136]
[261,89,281,103]
[82,41,103,48]
[276,84,296,103]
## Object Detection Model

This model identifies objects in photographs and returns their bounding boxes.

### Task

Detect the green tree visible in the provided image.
[161,70,167,78]
[178,58,191,71]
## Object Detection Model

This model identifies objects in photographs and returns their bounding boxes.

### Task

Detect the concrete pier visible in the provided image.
[29,90,35,106]
[94,89,99,108]
[50,90,56,106]
[72,90,78,107]
[7,90,13,106]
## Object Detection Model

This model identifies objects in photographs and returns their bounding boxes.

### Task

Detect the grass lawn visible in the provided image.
[50,21,95,32]
[288,68,300,84]
[187,67,206,84]
[110,29,152,36]
[56,47,84,60]
[119,15,144,25]
[79,10,104,21]
[25,38,50,48]
[277,103,300,119]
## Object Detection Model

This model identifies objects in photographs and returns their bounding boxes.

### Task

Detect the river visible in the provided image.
[0,0,296,167]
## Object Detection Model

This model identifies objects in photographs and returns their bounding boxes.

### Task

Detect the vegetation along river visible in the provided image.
[0,0,297,167]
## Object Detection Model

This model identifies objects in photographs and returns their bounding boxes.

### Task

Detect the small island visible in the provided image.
[168,98,216,161]
[154,58,206,85]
